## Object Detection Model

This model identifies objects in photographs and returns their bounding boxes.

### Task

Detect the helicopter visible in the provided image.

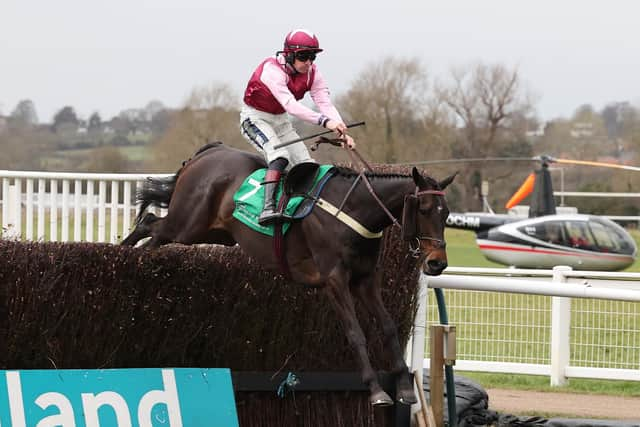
[442,156,639,271]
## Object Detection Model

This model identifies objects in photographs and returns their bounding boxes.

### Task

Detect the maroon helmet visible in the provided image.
[283,29,323,54]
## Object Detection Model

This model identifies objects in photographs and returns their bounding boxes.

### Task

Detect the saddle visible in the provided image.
[284,162,322,195]
[282,162,336,220]
[232,163,336,236]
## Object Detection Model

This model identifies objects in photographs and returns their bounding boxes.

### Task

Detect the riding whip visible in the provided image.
[272,121,365,150]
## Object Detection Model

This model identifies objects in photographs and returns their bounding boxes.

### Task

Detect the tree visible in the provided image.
[436,62,536,211]
[0,126,54,170]
[83,146,128,172]
[601,102,637,157]
[150,109,171,136]
[149,82,244,171]
[337,57,443,163]
[88,112,102,131]
[11,99,38,126]
[144,100,166,121]
[184,83,238,110]
[52,106,79,132]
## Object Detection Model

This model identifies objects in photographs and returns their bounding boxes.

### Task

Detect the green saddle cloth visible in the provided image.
[233,165,334,236]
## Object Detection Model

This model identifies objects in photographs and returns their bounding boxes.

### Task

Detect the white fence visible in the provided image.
[415,266,640,385]
[0,170,168,243]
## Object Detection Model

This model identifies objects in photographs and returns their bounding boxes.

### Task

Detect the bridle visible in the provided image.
[404,188,446,258]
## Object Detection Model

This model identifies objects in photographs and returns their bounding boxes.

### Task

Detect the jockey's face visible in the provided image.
[292,50,316,73]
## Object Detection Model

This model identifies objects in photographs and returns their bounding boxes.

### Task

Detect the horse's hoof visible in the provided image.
[397,392,418,405]
[370,391,394,407]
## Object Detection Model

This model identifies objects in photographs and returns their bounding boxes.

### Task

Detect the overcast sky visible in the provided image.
[1,0,638,123]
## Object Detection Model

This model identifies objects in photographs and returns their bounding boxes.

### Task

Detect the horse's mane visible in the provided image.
[334,166,440,187]
[334,166,410,179]
[193,141,223,157]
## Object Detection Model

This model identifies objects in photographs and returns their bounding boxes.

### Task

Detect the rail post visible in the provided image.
[551,265,572,386]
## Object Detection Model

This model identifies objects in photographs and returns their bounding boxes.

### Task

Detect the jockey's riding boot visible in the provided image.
[258,169,283,225]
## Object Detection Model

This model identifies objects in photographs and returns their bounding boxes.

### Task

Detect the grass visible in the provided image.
[445,228,503,268]
[458,371,640,397]
[1,211,132,243]
[41,145,152,170]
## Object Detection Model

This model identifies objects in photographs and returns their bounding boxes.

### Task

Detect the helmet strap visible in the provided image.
[277,50,298,74]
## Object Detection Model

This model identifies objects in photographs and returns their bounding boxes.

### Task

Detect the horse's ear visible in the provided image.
[439,171,458,190]
[412,167,427,187]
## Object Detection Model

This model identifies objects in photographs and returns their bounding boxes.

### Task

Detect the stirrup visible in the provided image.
[258,210,284,225]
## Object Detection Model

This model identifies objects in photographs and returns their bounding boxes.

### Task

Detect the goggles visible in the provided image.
[294,51,317,62]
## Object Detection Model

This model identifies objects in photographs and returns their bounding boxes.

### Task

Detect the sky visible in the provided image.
[1,0,638,123]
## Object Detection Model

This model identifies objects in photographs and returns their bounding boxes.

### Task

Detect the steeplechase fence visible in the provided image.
[0,231,423,427]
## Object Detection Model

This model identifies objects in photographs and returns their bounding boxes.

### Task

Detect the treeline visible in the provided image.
[1,56,639,212]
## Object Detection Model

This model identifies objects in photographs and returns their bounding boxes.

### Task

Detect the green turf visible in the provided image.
[459,371,640,397]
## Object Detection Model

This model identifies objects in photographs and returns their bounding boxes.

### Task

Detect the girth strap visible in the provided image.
[316,198,383,239]
[273,194,291,278]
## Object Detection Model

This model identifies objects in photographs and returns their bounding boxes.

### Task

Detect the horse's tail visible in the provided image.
[134,174,177,224]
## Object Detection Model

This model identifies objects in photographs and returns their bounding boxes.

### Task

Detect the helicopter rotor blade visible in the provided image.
[396,157,537,166]
[395,155,640,172]
[552,158,640,172]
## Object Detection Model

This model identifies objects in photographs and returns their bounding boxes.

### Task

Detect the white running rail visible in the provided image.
[0,170,169,243]
[408,266,640,386]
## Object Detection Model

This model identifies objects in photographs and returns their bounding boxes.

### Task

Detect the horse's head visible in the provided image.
[402,167,456,275]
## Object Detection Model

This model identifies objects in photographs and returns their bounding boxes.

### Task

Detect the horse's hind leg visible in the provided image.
[121,213,161,246]
[324,266,393,406]
[354,275,417,405]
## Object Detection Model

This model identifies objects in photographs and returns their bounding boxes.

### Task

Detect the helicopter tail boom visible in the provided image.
[446,213,513,233]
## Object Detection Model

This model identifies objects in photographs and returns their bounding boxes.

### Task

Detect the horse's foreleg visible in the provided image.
[324,266,393,406]
[354,276,417,405]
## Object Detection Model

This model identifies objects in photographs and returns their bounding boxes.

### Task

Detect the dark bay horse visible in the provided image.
[122,142,454,406]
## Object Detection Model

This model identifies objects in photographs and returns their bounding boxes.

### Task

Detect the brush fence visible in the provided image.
[0,229,421,426]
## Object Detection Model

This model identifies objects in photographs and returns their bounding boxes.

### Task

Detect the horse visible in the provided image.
[121,141,455,406]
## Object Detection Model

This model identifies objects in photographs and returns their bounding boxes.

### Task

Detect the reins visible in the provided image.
[312,136,401,227]
[344,145,401,230]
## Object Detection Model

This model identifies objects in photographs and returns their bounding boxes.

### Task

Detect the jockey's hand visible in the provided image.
[341,134,356,150]
[326,120,355,149]
[325,119,348,136]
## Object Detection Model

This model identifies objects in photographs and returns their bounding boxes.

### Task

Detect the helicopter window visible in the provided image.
[548,222,567,245]
[519,222,567,245]
[564,221,595,250]
[588,222,621,252]
[519,225,544,240]
[541,221,566,245]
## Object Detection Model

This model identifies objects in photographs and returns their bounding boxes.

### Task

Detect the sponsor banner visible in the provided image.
[0,368,238,427]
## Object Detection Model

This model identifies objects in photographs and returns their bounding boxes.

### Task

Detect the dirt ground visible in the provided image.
[487,388,640,421]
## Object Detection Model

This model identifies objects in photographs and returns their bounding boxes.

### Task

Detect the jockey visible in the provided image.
[240,28,355,225]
